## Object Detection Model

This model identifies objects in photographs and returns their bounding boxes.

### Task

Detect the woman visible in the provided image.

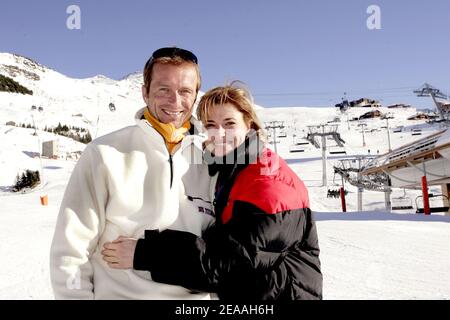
[102,83,323,300]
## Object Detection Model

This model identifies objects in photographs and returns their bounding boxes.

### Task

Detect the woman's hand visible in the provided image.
[101,236,137,269]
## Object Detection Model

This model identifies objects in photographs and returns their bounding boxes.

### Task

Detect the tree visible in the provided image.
[13,170,40,192]
[0,74,33,95]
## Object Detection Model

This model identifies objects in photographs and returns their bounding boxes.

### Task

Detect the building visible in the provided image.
[386,103,411,109]
[335,98,381,109]
[407,113,436,121]
[350,98,381,108]
[359,110,383,120]
[42,140,58,158]
[437,101,450,114]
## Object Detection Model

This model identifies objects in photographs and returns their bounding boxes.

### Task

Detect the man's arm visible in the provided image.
[131,202,306,292]
[133,226,252,293]
[50,145,107,299]
[103,201,315,298]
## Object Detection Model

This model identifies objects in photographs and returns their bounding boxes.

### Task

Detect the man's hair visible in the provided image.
[197,81,265,138]
[143,54,201,94]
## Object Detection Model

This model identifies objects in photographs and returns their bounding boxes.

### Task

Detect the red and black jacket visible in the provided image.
[134,135,323,300]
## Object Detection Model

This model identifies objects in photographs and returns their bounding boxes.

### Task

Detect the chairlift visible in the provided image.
[391,189,414,211]
[289,145,305,153]
[327,187,347,199]
[329,149,347,155]
[415,194,450,214]
[293,136,309,145]
[332,172,340,186]
[109,103,116,112]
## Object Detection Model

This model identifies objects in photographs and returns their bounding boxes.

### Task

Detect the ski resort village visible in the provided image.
[1,53,450,299]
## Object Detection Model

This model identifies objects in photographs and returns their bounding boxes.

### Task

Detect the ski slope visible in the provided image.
[1,53,450,299]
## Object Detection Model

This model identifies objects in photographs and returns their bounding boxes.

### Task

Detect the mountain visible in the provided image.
[0,53,263,130]
[0,51,442,189]
[2,53,450,300]
[0,53,144,137]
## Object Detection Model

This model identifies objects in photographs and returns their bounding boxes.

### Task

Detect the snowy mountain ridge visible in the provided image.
[0,52,269,137]
[1,53,450,300]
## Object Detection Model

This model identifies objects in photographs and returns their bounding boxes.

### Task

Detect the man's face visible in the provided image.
[142,63,198,128]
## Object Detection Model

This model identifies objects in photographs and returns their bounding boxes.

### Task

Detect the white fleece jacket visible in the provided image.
[50,108,214,299]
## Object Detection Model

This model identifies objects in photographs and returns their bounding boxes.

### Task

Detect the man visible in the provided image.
[50,47,214,299]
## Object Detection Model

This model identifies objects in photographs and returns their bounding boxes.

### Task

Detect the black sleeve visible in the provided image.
[133,226,254,293]
[133,201,311,297]
[255,207,322,300]
[226,201,307,257]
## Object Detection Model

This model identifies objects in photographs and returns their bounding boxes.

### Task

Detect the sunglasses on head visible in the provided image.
[147,47,198,65]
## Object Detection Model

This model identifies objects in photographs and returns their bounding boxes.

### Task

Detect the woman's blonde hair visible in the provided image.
[197,81,265,139]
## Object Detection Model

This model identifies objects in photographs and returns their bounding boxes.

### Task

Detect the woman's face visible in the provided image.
[204,103,250,157]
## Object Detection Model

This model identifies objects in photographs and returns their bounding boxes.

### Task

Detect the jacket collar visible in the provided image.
[135,107,206,152]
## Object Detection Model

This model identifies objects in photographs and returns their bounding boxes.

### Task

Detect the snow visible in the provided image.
[317,212,450,300]
[1,53,450,300]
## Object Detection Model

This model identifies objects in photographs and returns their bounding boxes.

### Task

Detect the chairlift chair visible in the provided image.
[294,136,309,145]
[327,180,347,199]
[329,149,347,155]
[391,189,414,211]
[415,194,450,214]
[289,145,305,153]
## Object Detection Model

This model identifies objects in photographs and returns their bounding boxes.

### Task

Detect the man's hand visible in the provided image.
[101,236,138,269]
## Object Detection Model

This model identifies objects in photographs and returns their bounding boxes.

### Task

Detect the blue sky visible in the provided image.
[1,0,449,108]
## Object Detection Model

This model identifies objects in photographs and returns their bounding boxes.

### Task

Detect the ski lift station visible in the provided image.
[330,83,450,214]
[361,126,450,215]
